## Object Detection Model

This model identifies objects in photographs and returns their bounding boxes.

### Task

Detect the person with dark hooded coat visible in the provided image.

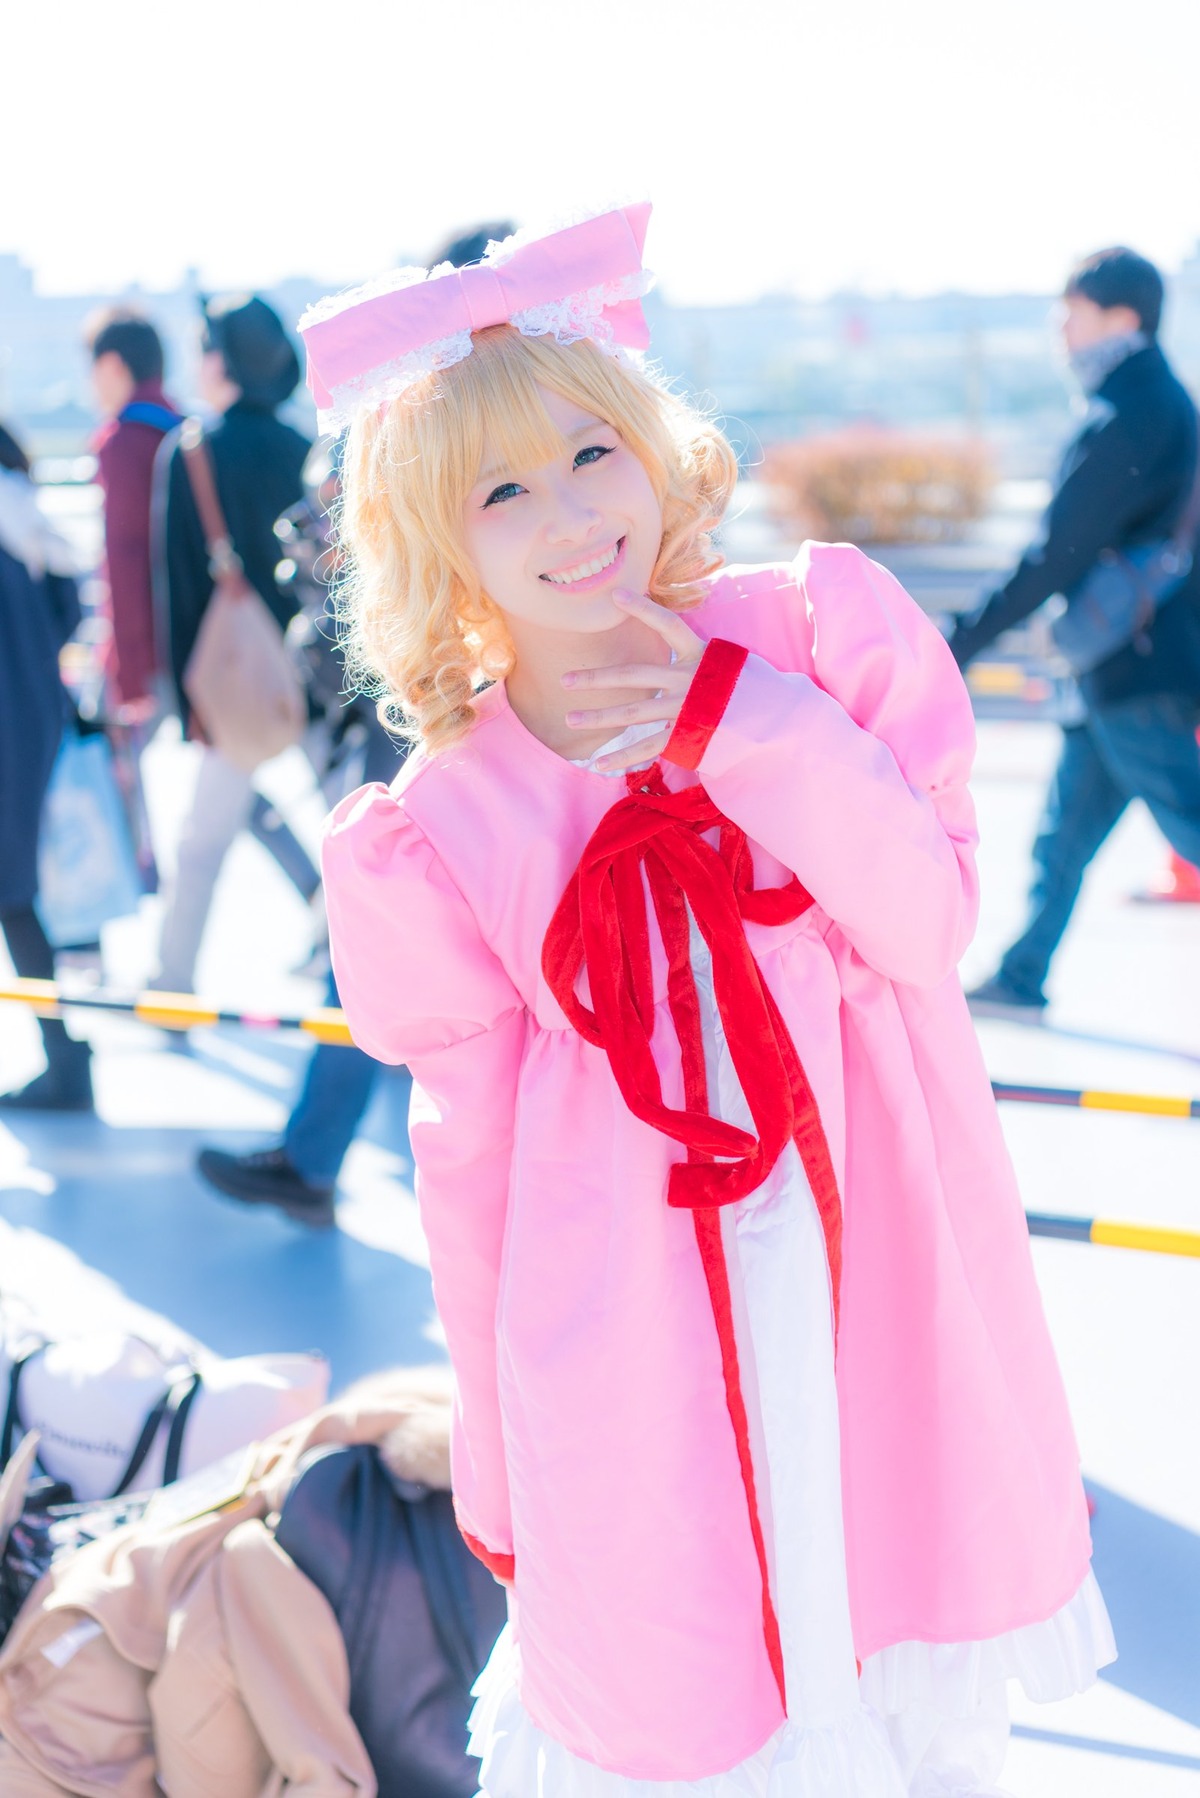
[0,424,92,1110]
[149,295,314,994]
[949,247,1200,1018]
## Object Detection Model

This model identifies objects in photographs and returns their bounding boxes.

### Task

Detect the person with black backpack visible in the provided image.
[0,1368,507,1795]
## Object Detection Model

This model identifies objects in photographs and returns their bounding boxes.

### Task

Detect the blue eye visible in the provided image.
[575,444,613,468]
[483,481,524,508]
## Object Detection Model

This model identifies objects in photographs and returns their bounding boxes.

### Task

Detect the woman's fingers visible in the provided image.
[592,728,671,774]
[611,587,704,658]
[565,699,676,730]
[558,593,705,754]
[562,662,684,692]
[561,592,704,692]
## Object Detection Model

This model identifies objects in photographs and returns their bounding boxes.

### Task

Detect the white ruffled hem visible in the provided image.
[760,1711,910,1797]
[469,1629,907,1797]
[468,1572,1114,1798]
[859,1569,1116,1717]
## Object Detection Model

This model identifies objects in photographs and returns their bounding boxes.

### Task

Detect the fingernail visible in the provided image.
[561,672,577,688]
[566,712,585,726]
[612,588,635,604]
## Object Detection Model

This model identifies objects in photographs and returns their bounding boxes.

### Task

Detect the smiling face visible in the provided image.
[461,384,664,643]
[338,328,738,755]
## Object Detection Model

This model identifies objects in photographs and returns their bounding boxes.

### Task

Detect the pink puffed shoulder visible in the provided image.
[794,540,977,787]
[322,783,524,1065]
[687,541,980,989]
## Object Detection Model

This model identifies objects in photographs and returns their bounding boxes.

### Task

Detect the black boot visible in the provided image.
[0,1036,93,1112]
[196,1146,336,1227]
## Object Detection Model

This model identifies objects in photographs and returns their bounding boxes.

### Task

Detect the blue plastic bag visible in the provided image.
[1051,541,1193,676]
[37,731,144,947]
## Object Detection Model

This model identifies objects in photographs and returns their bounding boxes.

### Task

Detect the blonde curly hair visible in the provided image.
[336,327,739,755]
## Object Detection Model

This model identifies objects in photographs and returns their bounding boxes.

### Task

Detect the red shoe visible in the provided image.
[1130,851,1200,904]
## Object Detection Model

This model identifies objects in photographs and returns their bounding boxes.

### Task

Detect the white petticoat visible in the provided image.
[484,740,1117,1796]
[471,1626,905,1798]
[469,1571,1112,1798]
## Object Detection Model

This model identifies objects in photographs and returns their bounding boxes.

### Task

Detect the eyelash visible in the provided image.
[482,443,614,508]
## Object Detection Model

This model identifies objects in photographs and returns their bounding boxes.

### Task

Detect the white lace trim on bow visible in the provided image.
[510,268,654,347]
[316,330,475,432]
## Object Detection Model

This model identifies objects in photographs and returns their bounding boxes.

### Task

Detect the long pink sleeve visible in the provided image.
[322,785,525,1573]
[669,543,979,988]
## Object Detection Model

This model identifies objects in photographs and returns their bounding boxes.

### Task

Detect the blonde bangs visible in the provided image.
[445,330,575,502]
[337,329,739,756]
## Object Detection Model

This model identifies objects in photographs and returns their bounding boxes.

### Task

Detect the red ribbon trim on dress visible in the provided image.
[542,760,846,1710]
[663,636,749,771]
[458,1526,515,1585]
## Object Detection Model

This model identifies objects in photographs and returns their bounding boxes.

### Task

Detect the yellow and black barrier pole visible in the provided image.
[1026,1212,1200,1259]
[4,981,1200,1126]
[0,978,353,1045]
[993,1080,1200,1121]
[3,982,1200,1257]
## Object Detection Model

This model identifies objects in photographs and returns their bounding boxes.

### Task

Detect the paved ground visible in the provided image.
[1,703,1198,1793]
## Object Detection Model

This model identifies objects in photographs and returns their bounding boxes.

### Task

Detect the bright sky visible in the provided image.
[11,0,1200,305]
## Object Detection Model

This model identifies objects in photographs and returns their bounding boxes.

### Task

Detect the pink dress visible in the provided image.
[323,545,1114,1795]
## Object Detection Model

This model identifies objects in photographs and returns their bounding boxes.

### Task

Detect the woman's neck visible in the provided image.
[504,617,672,762]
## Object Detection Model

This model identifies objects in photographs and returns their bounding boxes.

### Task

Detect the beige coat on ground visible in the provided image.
[0,1371,455,1797]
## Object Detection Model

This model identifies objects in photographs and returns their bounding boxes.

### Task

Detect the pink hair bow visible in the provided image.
[299,202,654,432]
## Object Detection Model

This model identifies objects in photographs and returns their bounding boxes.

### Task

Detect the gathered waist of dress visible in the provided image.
[529,901,829,1034]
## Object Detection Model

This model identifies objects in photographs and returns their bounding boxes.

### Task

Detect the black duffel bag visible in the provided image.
[275,1442,507,1798]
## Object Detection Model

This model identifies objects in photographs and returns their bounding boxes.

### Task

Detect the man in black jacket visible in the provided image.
[949,247,1200,1018]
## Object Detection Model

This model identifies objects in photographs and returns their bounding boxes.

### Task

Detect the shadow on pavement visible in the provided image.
[165,1025,416,1170]
[1039,1022,1200,1068]
[1089,1479,1200,1727]
[1011,1724,1200,1773]
[0,1102,434,1391]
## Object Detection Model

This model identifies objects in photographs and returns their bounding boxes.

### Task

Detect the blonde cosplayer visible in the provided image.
[336,329,739,756]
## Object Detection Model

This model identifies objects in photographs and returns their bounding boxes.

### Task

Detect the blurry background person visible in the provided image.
[88,308,182,719]
[193,223,514,1223]
[0,424,92,1110]
[195,470,405,1226]
[949,247,1200,1019]
[150,294,318,995]
[427,218,516,269]
[87,308,183,921]
[197,989,406,1226]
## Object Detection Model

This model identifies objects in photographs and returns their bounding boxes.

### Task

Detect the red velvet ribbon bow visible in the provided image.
[542,766,844,1312]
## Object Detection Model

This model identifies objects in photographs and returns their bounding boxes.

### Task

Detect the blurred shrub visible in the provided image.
[761,428,994,544]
